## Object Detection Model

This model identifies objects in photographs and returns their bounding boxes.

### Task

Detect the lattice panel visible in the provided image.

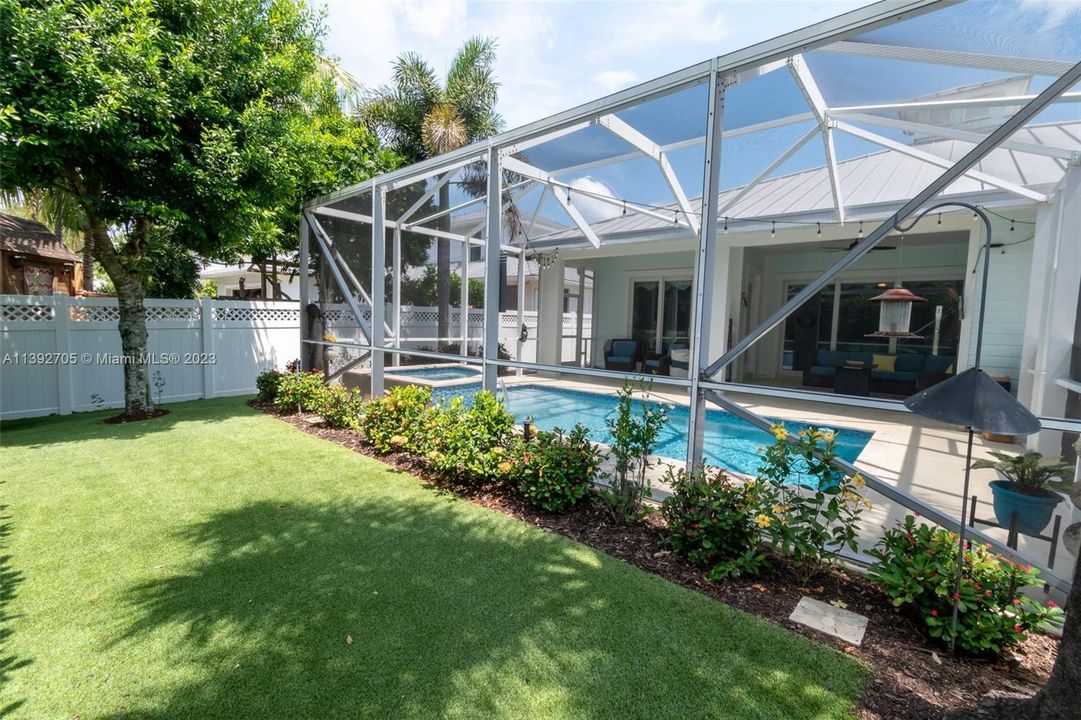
[69,305,120,322]
[2,304,55,322]
[213,306,300,323]
[146,305,201,322]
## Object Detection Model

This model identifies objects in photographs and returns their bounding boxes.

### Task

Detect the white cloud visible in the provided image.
[593,70,638,95]
[569,177,622,223]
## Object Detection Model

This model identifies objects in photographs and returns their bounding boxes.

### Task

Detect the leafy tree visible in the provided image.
[1,0,396,416]
[359,37,502,341]
[395,266,485,309]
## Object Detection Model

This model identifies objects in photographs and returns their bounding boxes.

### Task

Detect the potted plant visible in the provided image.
[972,450,1075,535]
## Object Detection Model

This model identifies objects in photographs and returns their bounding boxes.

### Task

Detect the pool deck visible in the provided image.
[497,372,1076,584]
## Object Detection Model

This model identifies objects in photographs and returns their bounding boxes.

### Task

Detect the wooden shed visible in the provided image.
[0,213,83,295]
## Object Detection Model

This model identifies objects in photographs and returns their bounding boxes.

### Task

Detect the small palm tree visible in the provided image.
[359,37,502,339]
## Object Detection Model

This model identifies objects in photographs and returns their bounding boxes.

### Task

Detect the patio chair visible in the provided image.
[603,338,640,372]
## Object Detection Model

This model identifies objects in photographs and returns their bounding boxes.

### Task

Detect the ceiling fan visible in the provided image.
[824,239,896,252]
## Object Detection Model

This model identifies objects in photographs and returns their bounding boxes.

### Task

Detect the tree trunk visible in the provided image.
[1018,548,1081,718]
[81,227,94,292]
[89,216,153,416]
[436,183,450,343]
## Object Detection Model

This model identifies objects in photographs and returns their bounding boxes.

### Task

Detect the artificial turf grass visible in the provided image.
[0,397,867,719]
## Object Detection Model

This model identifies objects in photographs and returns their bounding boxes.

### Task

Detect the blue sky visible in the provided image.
[322,0,869,129]
[320,1,1081,220]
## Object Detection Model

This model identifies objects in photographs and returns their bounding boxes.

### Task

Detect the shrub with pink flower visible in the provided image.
[868,514,1063,655]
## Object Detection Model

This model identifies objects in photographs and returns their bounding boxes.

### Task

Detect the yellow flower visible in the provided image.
[491,446,505,456]
[770,423,788,442]
[772,504,789,515]
[820,430,836,443]
[497,461,513,474]
[323,332,337,343]
[389,434,406,446]
[755,513,772,529]
[851,472,866,488]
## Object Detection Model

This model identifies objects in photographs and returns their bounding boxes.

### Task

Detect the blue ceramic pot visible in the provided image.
[989,480,1063,536]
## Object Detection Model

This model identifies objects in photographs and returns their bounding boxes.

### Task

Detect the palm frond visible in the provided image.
[421,103,469,156]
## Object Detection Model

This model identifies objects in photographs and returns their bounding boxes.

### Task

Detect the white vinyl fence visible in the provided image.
[1,295,301,419]
[0,295,593,419]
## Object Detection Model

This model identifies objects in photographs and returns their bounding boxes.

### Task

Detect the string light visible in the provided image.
[513,178,1033,242]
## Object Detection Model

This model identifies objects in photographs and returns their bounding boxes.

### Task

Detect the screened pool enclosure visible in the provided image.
[301,1,1081,590]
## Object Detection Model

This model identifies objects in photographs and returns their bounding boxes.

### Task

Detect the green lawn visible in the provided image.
[0,397,866,719]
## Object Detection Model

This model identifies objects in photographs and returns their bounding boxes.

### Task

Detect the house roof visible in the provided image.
[0,213,80,263]
[536,121,1080,245]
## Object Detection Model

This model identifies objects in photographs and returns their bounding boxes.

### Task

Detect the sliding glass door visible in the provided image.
[631,276,693,355]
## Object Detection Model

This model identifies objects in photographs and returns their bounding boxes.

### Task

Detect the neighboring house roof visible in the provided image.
[0,213,80,263]
[537,121,1080,245]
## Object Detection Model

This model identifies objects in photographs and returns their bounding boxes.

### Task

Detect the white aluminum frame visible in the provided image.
[300,0,1081,591]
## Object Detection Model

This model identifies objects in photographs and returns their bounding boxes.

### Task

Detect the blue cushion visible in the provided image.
[610,340,637,356]
[895,354,925,373]
[609,355,633,365]
[643,358,663,368]
[671,360,689,370]
[924,355,953,374]
[850,352,874,366]
[809,366,836,377]
[871,370,919,383]
[816,350,848,367]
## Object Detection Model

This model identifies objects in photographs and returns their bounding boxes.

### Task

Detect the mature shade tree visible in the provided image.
[359,37,502,341]
[0,0,396,417]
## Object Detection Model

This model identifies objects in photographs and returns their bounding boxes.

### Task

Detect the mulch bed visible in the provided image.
[255,401,1060,720]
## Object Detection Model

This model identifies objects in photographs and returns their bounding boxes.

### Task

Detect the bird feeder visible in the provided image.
[867,285,926,338]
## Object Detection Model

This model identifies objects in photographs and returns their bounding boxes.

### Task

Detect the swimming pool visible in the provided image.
[388,365,481,381]
[432,383,872,481]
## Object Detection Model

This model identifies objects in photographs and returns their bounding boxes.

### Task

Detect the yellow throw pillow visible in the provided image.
[873,354,897,372]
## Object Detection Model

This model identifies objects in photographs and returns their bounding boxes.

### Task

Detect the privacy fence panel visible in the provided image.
[0,296,301,419]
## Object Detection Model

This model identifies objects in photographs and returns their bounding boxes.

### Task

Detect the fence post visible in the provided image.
[201,297,215,399]
[55,295,73,415]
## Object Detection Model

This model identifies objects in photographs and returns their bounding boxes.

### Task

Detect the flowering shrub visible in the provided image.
[661,466,767,579]
[273,371,328,414]
[314,385,364,430]
[867,515,1062,655]
[755,424,869,582]
[255,369,284,403]
[511,424,603,512]
[359,385,432,454]
[424,391,516,482]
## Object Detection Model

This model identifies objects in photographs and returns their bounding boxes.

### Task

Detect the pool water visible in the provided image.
[388,365,480,381]
[432,383,872,482]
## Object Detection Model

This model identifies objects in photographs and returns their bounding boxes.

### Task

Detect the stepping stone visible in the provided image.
[789,596,868,645]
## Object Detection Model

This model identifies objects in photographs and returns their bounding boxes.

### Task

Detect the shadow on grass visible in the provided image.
[0,504,30,718]
[104,494,863,719]
[0,397,255,449]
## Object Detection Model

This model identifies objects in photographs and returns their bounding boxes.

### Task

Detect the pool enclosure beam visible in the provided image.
[715,125,820,219]
[500,155,602,248]
[686,61,727,468]
[483,147,502,391]
[835,121,1051,203]
[594,114,701,235]
[701,60,1081,381]
[824,40,1077,78]
[304,0,947,210]
[788,54,845,224]
[837,112,1079,160]
[302,210,372,345]
[370,186,386,397]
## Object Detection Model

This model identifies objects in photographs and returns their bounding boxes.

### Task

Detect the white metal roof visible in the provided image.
[535,120,1079,245]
